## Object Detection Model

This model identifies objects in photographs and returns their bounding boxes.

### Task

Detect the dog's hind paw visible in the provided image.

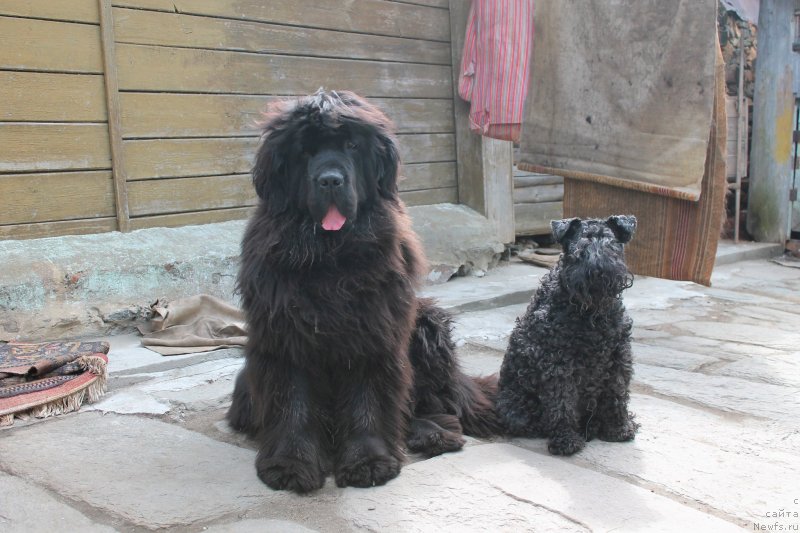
[548,431,585,456]
[407,428,465,457]
[407,416,466,456]
[256,455,326,493]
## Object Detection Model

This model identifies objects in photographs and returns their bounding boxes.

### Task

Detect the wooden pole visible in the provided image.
[98,0,130,232]
[747,0,794,243]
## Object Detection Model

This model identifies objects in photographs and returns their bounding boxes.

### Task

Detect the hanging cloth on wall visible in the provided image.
[518,0,724,285]
[518,0,718,201]
[458,0,535,142]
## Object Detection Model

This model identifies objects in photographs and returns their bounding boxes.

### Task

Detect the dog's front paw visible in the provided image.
[256,454,325,493]
[599,417,639,442]
[548,430,585,456]
[335,454,401,488]
[336,435,401,488]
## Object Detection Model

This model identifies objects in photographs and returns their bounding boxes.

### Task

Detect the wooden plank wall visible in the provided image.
[0,2,116,239]
[724,95,749,180]
[513,168,564,236]
[0,0,457,238]
[112,0,456,231]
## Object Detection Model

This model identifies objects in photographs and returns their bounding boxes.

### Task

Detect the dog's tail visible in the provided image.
[410,298,503,438]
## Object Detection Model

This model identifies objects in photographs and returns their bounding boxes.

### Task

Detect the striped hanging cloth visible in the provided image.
[458,0,535,142]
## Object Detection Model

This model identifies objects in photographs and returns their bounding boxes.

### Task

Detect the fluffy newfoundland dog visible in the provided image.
[228,90,499,493]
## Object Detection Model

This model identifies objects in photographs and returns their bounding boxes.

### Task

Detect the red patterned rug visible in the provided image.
[0,341,109,426]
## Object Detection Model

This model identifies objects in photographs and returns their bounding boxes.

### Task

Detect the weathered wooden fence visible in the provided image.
[0,0,457,239]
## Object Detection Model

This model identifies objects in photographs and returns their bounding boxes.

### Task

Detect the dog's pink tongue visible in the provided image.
[321,205,346,231]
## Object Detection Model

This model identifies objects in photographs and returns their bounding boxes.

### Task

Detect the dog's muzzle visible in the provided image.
[315,168,345,192]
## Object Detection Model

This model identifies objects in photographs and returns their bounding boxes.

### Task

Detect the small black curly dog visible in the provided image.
[227,90,499,493]
[497,215,639,455]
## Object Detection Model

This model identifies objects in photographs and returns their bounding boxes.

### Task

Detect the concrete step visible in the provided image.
[0,204,504,342]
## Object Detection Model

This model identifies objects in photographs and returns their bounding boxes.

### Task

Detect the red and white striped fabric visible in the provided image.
[458,0,535,142]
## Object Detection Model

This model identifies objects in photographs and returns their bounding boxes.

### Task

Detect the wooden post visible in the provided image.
[481,137,515,242]
[98,0,130,232]
[448,0,515,243]
[747,0,794,243]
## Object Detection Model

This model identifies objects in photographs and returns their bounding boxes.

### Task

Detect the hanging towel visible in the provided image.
[458,0,535,142]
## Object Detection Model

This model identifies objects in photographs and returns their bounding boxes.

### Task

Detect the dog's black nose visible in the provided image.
[317,170,344,189]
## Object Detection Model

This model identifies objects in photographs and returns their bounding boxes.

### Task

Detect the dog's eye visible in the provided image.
[345,141,358,150]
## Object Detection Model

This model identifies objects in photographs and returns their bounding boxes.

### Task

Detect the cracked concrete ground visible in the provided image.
[1,254,798,532]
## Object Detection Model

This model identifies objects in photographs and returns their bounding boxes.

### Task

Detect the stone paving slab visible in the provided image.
[0,413,278,530]
[99,333,212,374]
[0,472,117,533]
[634,364,799,422]
[420,261,544,310]
[341,443,744,532]
[715,353,800,387]
[88,357,243,416]
[671,321,797,351]
[630,342,722,371]
[634,334,779,359]
[203,519,319,532]
[451,303,527,345]
[514,393,797,527]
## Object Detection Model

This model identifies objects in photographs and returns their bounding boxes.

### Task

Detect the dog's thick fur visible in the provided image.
[228,90,498,493]
[496,216,639,455]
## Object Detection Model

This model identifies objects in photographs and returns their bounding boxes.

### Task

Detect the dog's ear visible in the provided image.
[551,217,583,245]
[375,132,400,198]
[252,102,296,206]
[606,215,637,243]
[252,136,281,202]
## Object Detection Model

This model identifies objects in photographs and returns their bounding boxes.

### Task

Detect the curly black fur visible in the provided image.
[227,90,498,493]
[497,216,640,456]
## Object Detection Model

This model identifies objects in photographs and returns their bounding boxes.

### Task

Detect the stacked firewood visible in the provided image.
[718,4,757,99]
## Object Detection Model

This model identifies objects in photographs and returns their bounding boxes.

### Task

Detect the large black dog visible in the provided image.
[228,90,498,493]
[496,216,639,456]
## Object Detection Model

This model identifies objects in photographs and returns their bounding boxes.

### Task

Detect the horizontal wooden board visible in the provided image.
[115,44,452,98]
[513,184,564,204]
[401,187,457,206]
[123,134,452,180]
[128,207,255,231]
[400,162,456,191]
[514,201,564,236]
[0,171,115,224]
[127,174,257,216]
[0,123,111,173]
[0,17,103,73]
[127,188,455,229]
[123,138,253,180]
[0,1,100,24]
[399,134,454,164]
[389,0,448,8]
[378,98,454,134]
[113,8,450,65]
[0,71,106,122]
[118,93,453,138]
[112,0,450,42]
[513,173,564,188]
[120,93,264,138]
[0,218,117,240]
